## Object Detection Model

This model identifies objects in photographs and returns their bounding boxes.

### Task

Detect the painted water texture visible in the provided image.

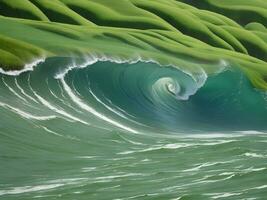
[0,1,267,199]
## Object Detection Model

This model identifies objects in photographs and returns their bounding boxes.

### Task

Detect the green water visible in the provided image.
[1,58,267,199]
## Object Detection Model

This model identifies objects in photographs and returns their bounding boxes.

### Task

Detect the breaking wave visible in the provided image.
[0,55,267,133]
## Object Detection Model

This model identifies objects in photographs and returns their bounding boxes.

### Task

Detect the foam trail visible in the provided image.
[14,78,38,103]
[46,79,81,113]
[2,77,28,103]
[49,86,80,113]
[41,126,63,137]
[88,88,143,126]
[32,90,88,125]
[0,102,56,121]
[0,184,64,196]
[60,78,138,133]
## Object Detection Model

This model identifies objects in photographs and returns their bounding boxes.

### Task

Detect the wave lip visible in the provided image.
[0,58,45,76]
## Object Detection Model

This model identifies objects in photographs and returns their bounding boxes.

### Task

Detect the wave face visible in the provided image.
[1,58,267,199]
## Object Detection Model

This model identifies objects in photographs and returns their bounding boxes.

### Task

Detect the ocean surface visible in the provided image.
[1,58,267,199]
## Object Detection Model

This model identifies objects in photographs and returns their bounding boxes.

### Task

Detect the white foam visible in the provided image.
[244,152,265,158]
[0,58,45,76]
[54,56,98,79]
[76,156,98,159]
[183,161,234,172]
[243,167,266,172]
[211,192,242,199]
[41,126,63,137]
[254,184,267,189]
[94,173,145,181]
[82,167,97,172]
[118,143,194,155]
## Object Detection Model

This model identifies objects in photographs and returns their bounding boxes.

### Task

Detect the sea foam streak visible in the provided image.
[59,78,138,133]
[0,101,56,121]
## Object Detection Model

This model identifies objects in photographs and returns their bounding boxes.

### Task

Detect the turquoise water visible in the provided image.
[1,58,267,199]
